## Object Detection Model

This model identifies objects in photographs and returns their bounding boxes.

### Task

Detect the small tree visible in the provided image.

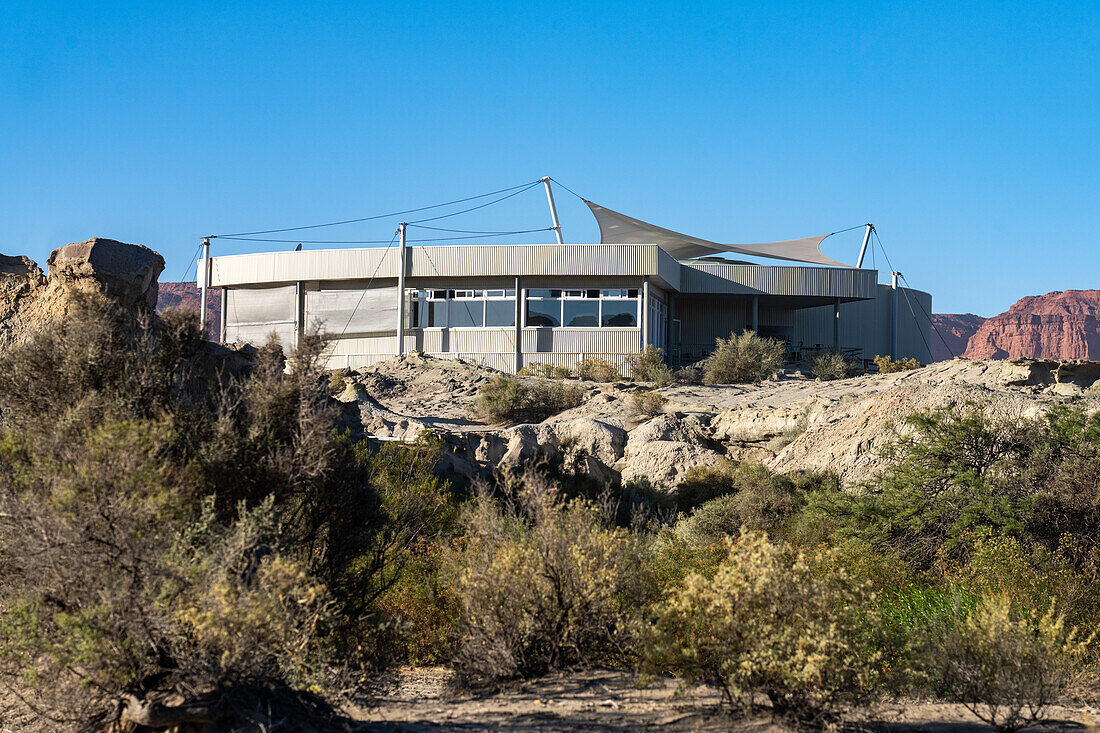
[704,331,785,384]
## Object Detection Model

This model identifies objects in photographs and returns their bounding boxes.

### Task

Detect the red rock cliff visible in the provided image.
[963,290,1100,360]
[931,313,985,361]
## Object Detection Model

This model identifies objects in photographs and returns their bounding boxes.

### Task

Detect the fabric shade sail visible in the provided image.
[585,200,851,268]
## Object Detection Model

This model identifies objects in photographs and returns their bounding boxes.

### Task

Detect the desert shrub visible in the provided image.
[704,330,785,384]
[474,374,584,423]
[810,350,852,381]
[625,345,673,386]
[519,362,561,379]
[573,356,620,382]
[875,354,923,373]
[923,595,1092,732]
[645,531,882,729]
[0,296,451,729]
[629,389,666,417]
[447,473,643,688]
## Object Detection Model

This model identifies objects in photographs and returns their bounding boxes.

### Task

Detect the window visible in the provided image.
[410,288,515,328]
[525,287,640,328]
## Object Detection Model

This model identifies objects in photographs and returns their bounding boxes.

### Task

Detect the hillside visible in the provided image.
[964,289,1100,360]
[930,312,985,360]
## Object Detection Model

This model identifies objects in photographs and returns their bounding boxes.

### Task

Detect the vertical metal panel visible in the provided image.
[305,284,398,334]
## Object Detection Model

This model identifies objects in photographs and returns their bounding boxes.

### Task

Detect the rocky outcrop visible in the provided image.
[334,352,1100,491]
[157,282,221,335]
[963,290,1100,360]
[0,238,164,349]
[931,313,985,361]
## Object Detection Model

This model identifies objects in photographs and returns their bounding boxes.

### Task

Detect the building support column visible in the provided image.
[641,277,650,349]
[219,287,227,343]
[833,297,841,351]
[664,293,673,359]
[891,272,900,359]
[295,281,305,349]
[396,224,407,357]
[751,295,759,333]
[514,276,523,373]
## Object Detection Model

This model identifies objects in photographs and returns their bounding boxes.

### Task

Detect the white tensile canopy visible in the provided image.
[585,200,851,268]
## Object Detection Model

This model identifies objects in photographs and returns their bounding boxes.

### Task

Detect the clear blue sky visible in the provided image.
[2,1,1097,316]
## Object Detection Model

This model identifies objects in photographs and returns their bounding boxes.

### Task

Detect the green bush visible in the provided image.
[874,354,923,373]
[629,389,666,417]
[645,531,882,729]
[447,473,643,688]
[675,470,804,545]
[704,330,785,384]
[474,375,584,424]
[924,595,1092,732]
[810,350,852,381]
[573,356,620,382]
[625,345,673,386]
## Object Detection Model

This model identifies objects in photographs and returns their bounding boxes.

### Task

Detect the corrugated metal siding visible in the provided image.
[206,244,675,288]
[792,285,932,362]
[679,263,877,298]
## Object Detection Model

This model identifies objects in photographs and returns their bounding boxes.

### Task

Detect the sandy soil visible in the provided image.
[352,667,1099,732]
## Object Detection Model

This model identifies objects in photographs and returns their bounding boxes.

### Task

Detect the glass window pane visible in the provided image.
[563,300,599,327]
[526,299,560,327]
[485,300,515,327]
[432,290,447,299]
[586,289,600,299]
[628,289,639,298]
[528,289,555,298]
[601,300,637,327]
[448,299,482,327]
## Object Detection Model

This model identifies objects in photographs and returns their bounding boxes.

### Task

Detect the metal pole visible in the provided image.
[856,224,873,268]
[833,297,841,351]
[891,271,900,359]
[397,224,407,357]
[751,295,759,333]
[542,177,564,245]
[641,277,650,348]
[199,237,210,338]
[514,276,523,373]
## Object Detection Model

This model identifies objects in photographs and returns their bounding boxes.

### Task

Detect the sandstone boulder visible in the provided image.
[47,238,165,310]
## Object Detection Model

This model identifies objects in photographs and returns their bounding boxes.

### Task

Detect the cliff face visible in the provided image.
[963,290,1100,360]
[930,313,985,361]
[157,282,220,336]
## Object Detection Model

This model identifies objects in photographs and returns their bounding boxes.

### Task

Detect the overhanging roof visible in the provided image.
[585,200,851,268]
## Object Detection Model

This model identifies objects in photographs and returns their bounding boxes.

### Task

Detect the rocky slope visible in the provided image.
[157,281,221,335]
[964,290,1100,360]
[0,238,164,350]
[333,353,1100,490]
[930,313,985,361]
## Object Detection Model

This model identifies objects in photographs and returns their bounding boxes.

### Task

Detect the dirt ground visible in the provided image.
[352,667,1099,732]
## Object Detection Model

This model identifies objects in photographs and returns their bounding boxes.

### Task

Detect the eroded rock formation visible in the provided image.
[963,290,1100,360]
[0,238,164,349]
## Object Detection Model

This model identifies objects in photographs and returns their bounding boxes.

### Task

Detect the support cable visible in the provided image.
[405,181,543,224]
[216,228,557,245]
[335,230,400,341]
[872,229,945,360]
[209,179,541,237]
